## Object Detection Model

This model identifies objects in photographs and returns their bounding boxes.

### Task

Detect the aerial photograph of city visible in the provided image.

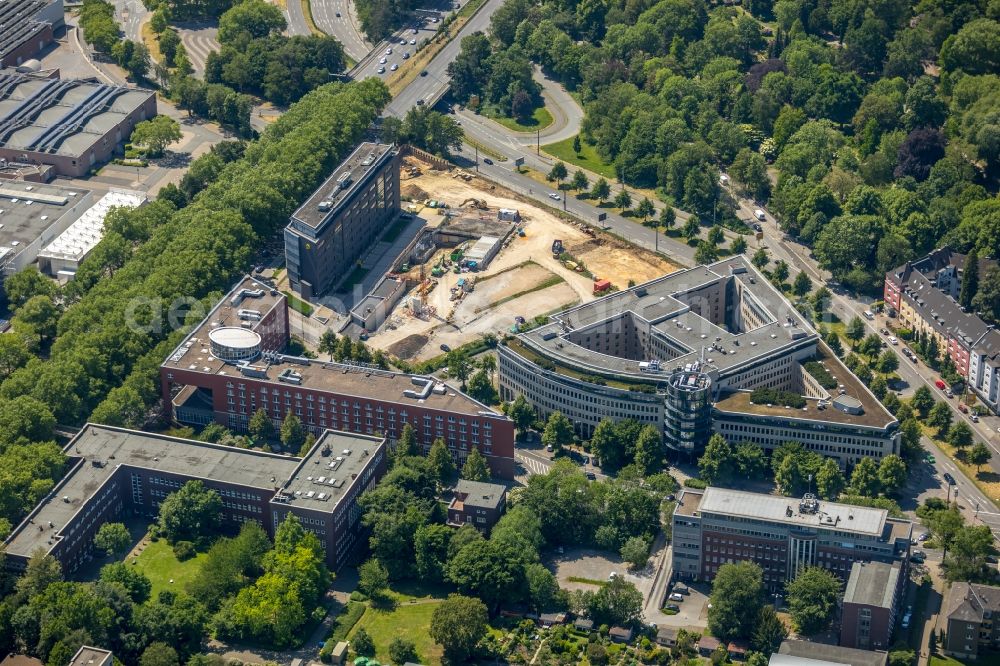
[0,0,998,663]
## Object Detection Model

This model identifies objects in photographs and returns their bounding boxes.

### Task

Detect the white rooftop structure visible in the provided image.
[699,487,887,536]
[38,188,145,275]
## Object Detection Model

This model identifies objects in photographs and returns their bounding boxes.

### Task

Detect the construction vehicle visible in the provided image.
[460,198,488,210]
[551,239,564,257]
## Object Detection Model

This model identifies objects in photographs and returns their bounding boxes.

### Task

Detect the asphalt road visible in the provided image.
[381,0,505,116]
[176,24,220,78]
[284,0,314,37]
[311,0,372,61]
[114,0,147,41]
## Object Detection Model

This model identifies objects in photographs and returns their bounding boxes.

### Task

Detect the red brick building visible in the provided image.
[841,561,904,651]
[161,276,516,478]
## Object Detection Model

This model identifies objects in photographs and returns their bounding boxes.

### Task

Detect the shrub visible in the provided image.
[749,388,806,408]
[684,478,708,489]
[172,540,196,561]
[804,361,837,389]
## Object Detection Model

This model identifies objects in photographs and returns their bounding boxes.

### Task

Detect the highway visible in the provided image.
[114,0,147,41]
[311,0,372,61]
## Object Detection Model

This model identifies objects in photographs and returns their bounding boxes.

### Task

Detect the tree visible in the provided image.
[396,423,420,459]
[428,438,457,486]
[877,349,899,374]
[430,594,489,662]
[911,385,934,417]
[318,330,338,360]
[542,411,574,452]
[699,434,735,485]
[17,295,58,344]
[620,536,650,569]
[707,225,725,246]
[730,236,747,255]
[751,247,769,269]
[850,457,880,497]
[131,116,183,157]
[735,442,766,478]
[636,198,656,223]
[944,525,996,581]
[683,215,701,240]
[352,628,375,656]
[461,448,490,482]
[633,424,663,475]
[414,523,452,583]
[467,369,498,405]
[709,562,763,640]
[659,206,676,230]
[447,351,471,390]
[772,260,789,285]
[845,317,866,346]
[217,0,286,43]
[588,575,643,627]
[751,605,788,655]
[3,267,56,310]
[928,401,953,437]
[99,561,152,602]
[248,408,274,442]
[695,241,719,265]
[815,457,846,499]
[591,178,611,203]
[785,567,841,634]
[572,135,582,154]
[158,480,223,543]
[960,248,980,310]
[792,271,812,298]
[280,413,306,452]
[358,558,389,600]
[614,189,633,213]
[141,642,179,666]
[571,169,589,191]
[973,268,1000,324]
[94,521,131,556]
[548,162,568,187]
[589,419,626,472]
[877,454,907,495]
[969,442,992,473]
[525,562,560,611]
[508,394,535,437]
[388,637,418,665]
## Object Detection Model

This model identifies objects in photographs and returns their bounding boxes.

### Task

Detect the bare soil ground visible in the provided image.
[366,159,681,360]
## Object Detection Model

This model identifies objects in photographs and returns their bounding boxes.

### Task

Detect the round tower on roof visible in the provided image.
[209,327,262,361]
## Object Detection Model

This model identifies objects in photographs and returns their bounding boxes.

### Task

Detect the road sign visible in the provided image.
[597,212,607,222]
[514,157,525,168]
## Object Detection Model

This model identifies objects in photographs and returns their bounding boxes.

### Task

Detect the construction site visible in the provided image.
[365,155,682,361]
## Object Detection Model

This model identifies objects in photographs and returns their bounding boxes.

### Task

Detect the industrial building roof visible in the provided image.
[0,73,154,158]
[0,0,51,59]
[163,276,508,418]
[0,179,91,268]
[512,256,817,383]
[843,561,900,608]
[38,189,145,264]
[290,142,396,236]
[694,487,889,536]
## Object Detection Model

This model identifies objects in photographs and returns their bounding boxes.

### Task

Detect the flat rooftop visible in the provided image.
[0,179,90,267]
[164,276,507,418]
[844,561,900,608]
[278,430,385,509]
[691,487,890,536]
[38,189,145,263]
[290,142,396,235]
[67,647,112,666]
[511,256,817,383]
[3,424,302,560]
[0,73,154,158]
[774,640,887,666]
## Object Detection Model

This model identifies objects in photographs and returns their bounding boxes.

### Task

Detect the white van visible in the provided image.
[863,310,875,320]
[754,209,766,221]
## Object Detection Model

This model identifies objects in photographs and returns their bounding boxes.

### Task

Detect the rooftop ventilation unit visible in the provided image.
[318,200,333,212]
[336,172,352,189]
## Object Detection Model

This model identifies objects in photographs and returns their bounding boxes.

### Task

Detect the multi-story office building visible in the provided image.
[943,582,1000,660]
[671,487,912,592]
[499,257,898,464]
[2,424,387,573]
[285,142,401,299]
[841,560,904,651]
[884,247,1000,414]
[160,276,516,478]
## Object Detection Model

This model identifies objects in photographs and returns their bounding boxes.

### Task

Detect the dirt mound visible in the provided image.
[567,238,604,254]
[386,333,428,359]
[403,184,429,200]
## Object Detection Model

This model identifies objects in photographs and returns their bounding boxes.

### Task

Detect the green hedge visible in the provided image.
[804,361,837,389]
[750,388,806,408]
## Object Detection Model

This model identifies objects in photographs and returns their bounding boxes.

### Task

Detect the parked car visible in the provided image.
[752,223,763,232]
[608,572,618,581]
[546,445,553,452]
[880,327,889,335]
[959,403,968,413]
[386,47,393,54]
[439,344,451,352]
[586,471,597,480]
[935,379,947,389]
[944,472,956,485]
[548,193,561,200]
[377,66,385,74]
[901,613,911,630]
[972,414,980,422]
[918,532,930,542]
[482,157,493,165]
[911,550,926,562]
[665,604,680,612]
[888,335,898,345]
[390,63,398,70]
[754,209,766,221]
[379,56,387,63]
[863,310,875,320]
[669,593,684,602]
[925,453,936,464]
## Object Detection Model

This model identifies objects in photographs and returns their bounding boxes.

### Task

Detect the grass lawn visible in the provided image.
[130,538,208,600]
[541,136,617,180]
[488,106,554,132]
[351,601,444,666]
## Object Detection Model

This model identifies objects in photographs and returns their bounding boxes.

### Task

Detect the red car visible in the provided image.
[935,379,947,390]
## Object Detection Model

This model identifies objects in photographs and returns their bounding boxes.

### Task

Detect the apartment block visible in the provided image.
[671,487,911,592]
[884,247,1000,414]
[160,276,516,478]
[841,560,904,651]
[943,582,1000,660]
[2,425,387,573]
